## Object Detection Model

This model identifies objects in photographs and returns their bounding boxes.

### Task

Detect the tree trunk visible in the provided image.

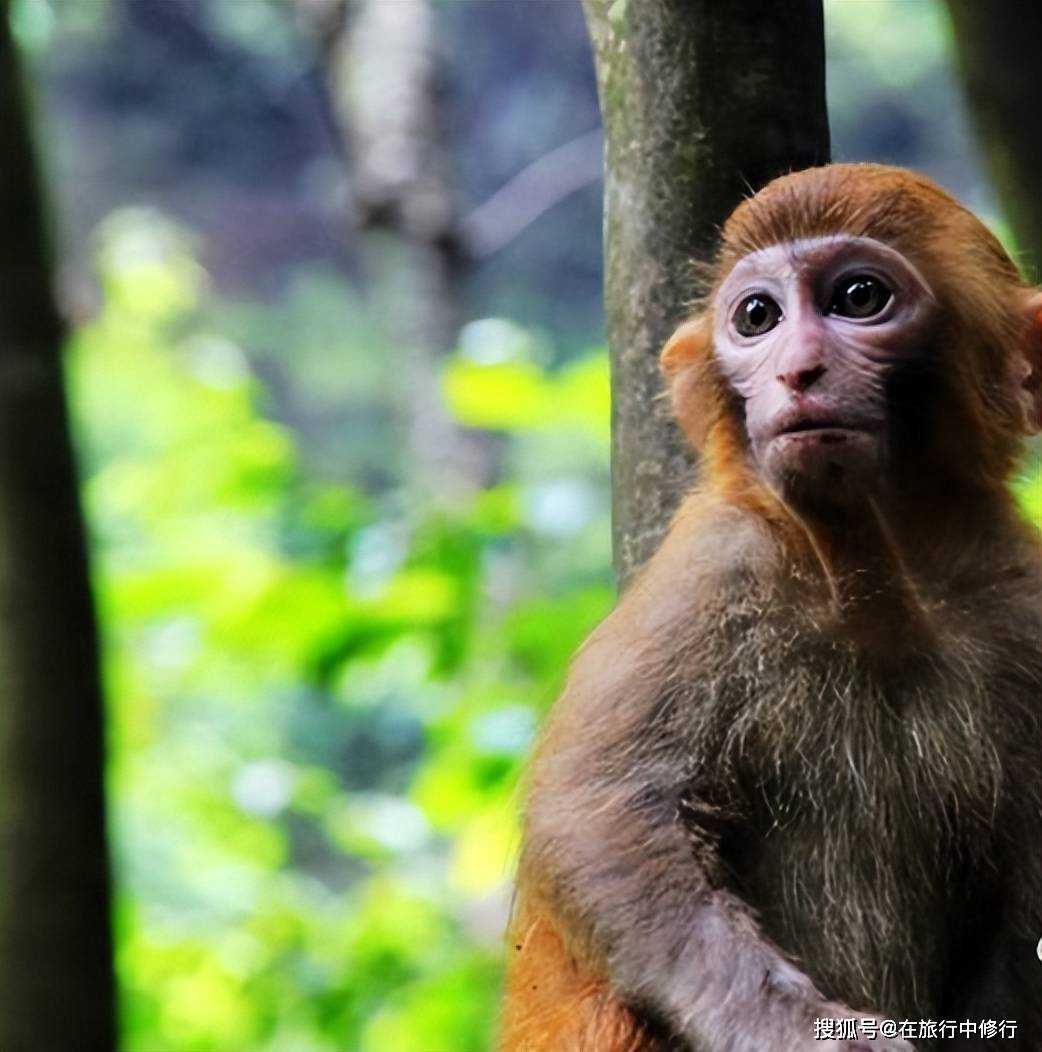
[943,1,1042,278]
[581,0,830,584]
[0,11,115,1049]
[306,0,497,496]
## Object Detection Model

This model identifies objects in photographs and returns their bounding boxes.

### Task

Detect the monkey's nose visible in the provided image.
[777,364,826,392]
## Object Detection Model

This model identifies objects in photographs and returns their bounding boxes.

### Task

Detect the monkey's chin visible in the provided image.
[762,429,882,507]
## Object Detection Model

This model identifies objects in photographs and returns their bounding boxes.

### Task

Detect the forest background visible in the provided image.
[10,0,1042,1049]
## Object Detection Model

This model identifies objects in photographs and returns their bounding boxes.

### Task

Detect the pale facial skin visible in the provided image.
[712,236,937,503]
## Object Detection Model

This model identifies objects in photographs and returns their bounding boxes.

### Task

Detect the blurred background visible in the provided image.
[10,0,1040,1048]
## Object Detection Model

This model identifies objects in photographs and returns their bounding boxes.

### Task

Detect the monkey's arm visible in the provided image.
[521,751,831,1051]
[516,604,908,1052]
[949,806,1042,1049]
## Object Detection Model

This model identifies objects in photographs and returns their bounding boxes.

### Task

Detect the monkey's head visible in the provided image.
[663,164,1042,515]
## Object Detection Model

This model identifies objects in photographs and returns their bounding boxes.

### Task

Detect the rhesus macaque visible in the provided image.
[500,164,1042,1052]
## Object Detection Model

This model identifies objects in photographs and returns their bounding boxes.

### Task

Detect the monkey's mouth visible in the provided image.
[776,424,863,443]
[767,400,879,442]
[762,410,881,488]
[772,419,872,443]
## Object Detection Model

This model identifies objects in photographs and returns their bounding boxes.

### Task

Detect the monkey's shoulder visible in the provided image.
[545,494,1042,764]
[538,506,792,755]
[613,498,778,624]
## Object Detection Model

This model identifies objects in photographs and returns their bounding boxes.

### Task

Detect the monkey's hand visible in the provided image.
[823,1042,915,1052]
[519,607,922,1052]
[817,1003,916,1052]
[523,739,913,1052]
[823,1038,916,1052]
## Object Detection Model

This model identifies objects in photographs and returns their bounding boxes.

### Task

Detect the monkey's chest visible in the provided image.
[681,606,1036,1020]
[719,791,972,1022]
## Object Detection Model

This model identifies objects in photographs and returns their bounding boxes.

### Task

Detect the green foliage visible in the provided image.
[1016,452,1042,524]
[66,202,1042,1052]
[68,209,613,1051]
[443,319,610,441]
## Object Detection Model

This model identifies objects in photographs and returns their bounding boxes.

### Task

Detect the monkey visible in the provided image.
[499,164,1042,1052]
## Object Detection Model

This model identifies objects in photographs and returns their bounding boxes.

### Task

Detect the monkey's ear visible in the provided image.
[660,316,710,377]
[1018,290,1042,434]
[661,315,714,450]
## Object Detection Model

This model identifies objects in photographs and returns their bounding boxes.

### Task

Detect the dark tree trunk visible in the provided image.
[943,1,1042,279]
[581,0,830,584]
[0,11,115,1049]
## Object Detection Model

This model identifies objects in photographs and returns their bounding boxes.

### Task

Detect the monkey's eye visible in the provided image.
[733,294,782,337]
[828,274,892,319]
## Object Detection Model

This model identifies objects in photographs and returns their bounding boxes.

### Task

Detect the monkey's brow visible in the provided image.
[778,234,893,270]
[727,236,935,300]
[719,237,856,285]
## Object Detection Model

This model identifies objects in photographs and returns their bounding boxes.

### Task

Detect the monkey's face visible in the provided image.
[712,235,936,506]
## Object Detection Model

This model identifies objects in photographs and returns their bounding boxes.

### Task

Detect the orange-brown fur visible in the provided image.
[501,898,660,1052]
[499,163,1042,1052]
[674,165,1033,503]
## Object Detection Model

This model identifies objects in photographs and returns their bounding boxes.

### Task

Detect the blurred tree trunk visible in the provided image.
[301,0,496,496]
[0,10,115,1050]
[581,0,830,584]
[943,1,1042,278]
